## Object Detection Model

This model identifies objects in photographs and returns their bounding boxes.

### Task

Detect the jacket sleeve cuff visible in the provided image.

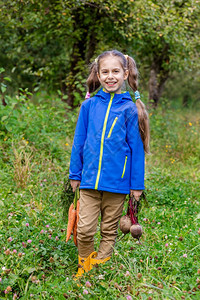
[69,174,82,181]
[130,186,145,190]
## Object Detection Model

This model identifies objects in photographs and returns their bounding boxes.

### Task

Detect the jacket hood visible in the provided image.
[95,88,133,104]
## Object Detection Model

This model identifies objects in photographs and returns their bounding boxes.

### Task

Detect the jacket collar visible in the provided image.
[95,88,133,103]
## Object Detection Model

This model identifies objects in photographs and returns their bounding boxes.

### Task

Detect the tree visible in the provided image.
[120,0,200,106]
[0,0,199,107]
[0,0,129,106]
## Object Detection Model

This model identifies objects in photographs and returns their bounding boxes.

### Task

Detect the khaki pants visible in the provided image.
[77,189,126,259]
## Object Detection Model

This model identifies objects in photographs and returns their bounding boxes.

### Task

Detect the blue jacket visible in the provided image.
[69,89,145,194]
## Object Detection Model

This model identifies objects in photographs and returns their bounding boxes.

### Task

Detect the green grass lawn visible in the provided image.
[0,94,199,299]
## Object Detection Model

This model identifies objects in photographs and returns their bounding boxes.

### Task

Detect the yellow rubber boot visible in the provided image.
[90,255,110,269]
[75,252,97,278]
[75,256,90,278]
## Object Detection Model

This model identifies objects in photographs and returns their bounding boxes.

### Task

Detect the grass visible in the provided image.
[0,93,200,299]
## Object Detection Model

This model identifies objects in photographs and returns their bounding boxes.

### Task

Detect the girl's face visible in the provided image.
[97,56,128,94]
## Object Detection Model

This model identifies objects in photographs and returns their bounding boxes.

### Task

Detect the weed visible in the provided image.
[13,147,32,189]
[0,94,199,299]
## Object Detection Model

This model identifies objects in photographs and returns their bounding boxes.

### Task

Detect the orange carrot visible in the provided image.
[73,218,77,247]
[66,203,76,243]
[76,200,80,224]
[73,200,80,247]
[66,190,80,244]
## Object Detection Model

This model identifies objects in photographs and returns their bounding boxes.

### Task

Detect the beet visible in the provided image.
[120,215,132,234]
[119,196,145,243]
[130,224,143,240]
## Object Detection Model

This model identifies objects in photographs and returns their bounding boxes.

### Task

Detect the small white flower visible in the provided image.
[98,274,104,280]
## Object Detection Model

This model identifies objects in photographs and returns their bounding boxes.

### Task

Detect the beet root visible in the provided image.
[120,215,132,234]
[130,224,143,239]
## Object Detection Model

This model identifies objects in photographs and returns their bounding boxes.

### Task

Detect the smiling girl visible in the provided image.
[69,50,150,277]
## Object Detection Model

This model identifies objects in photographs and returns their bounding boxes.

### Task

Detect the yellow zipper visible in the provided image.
[107,117,118,138]
[95,93,114,189]
[121,156,127,178]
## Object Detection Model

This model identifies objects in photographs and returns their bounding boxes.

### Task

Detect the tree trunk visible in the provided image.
[1,73,7,106]
[65,7,99,108]
[148,66,159,107]
[2,97,6,106]
[148,60,169,108]
[182,94,189,107]
[66,43,83,108]
[85,30,98,65]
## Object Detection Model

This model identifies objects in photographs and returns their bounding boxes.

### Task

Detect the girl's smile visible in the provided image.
[97,57,128,94]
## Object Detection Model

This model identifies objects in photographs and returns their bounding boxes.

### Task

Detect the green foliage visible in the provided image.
[0,91,77,155]
[60,178,74,220]
[163,69,200,108]
[148,104,200,169]
[126,0,199,69]
[0,0,199,105]
[0,92,199,299]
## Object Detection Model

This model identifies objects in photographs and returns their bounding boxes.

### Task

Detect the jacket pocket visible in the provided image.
[121,156,127,178]
[107,117,118,138]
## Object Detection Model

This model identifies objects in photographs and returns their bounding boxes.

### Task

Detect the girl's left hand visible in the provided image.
[70,180,81,192]
[130,190,143,201]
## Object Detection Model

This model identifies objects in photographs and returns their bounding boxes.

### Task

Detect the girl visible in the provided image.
[69,50,150,277]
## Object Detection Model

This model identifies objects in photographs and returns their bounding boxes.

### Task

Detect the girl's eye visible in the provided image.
[114,70,119,73]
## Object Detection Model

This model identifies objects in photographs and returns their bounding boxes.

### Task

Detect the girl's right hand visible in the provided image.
[70,180,81,192]
[130,190,143,201]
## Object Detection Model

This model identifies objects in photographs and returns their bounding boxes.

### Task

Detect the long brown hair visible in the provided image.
[86,50,150,153]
